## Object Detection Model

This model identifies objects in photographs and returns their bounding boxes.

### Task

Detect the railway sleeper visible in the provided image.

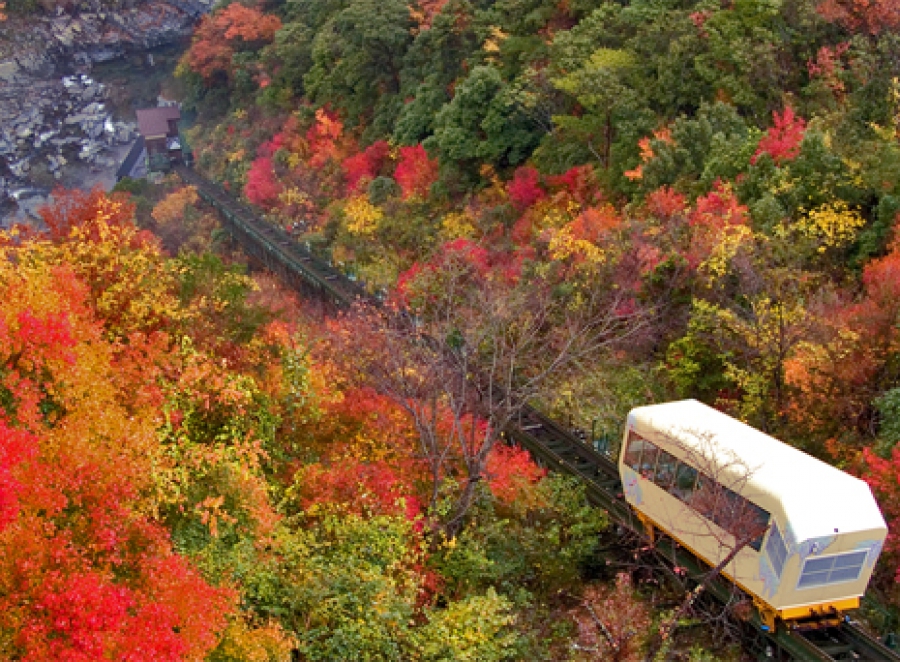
[818,642,856,658]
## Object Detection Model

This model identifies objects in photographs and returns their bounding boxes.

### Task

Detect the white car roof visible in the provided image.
[627,399,887,542]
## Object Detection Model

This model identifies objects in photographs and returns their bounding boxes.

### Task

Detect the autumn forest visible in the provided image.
[3,0,900,658]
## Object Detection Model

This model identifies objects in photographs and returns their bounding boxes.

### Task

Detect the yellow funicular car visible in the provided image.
[619,399,887,630]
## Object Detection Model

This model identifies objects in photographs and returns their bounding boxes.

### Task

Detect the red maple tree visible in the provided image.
[507,166,546,211]
[752,107,807,165]
[394,144,439,199]
[342,140,391,193]
[245,156,283,208]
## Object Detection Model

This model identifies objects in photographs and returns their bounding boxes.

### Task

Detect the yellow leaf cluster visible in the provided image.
[26,219,183,338]
[286,151,303,170]
[798,201,865,251]
[547,225,605,265]
[440,212,478,241]
[278,186,308,206]
[344,195,383,237]
[483,26,507,54]
[698,225,753,283]
[215,619,295,662]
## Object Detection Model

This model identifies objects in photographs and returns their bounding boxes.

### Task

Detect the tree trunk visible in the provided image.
[645,539,750,661]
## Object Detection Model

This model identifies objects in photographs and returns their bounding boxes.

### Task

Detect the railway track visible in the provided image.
[175,164,900,662]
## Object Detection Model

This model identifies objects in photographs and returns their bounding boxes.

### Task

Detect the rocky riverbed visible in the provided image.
[0,0,212,224]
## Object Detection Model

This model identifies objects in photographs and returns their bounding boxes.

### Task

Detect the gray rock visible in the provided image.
[9,160,30,177]
[0,61,19,83]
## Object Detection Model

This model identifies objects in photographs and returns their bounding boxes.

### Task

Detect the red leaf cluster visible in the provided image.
[545,165,598,204]
[394,144,439,200]
[0,423,36,532]
[817,0,900,34]
[296,459,422,521]
[342,140,391,193]
[807,42,850,100]
[862,447,900,580]
[751,107,807,165]
[689,183,748,232]
[507,166,546,211]
[245,156,283,209]
[645,186,687,223]
[685,182,749,268]
[570,205,621,243]
[485,444,545,503]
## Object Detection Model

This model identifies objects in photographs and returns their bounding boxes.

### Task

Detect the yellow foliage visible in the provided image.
[547,225,606,265]
[698,225,754,283]
[344,195,383,237]
[798,202,865,251]
[286,151,303,170]
[440,212,478,241]
[278,186,308,206]
[483,26,508,54]
[215,619,296,661]
[25,219,183,338]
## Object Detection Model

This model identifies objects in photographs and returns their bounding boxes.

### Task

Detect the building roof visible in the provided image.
[626,399,887,543]
[116,136,146,181]
[136,106,180,138]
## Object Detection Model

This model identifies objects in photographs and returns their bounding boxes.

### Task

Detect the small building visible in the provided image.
[136,106,182,171]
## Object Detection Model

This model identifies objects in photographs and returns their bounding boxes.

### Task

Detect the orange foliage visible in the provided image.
[39,186,139,243]
[785,248,900,435]
[34,189,180,338]
[410,0,450,29]
[570,204,621,243]
[152,186,199,226]
[185,3,282,81]
[645,186,687,223]
[306,108,345,168]
[625,127,673,181]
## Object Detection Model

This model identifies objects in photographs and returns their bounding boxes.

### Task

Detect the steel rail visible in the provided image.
[175,164,899,662]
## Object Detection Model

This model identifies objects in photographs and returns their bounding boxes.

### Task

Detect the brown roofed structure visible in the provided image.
[136,106,181,139]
